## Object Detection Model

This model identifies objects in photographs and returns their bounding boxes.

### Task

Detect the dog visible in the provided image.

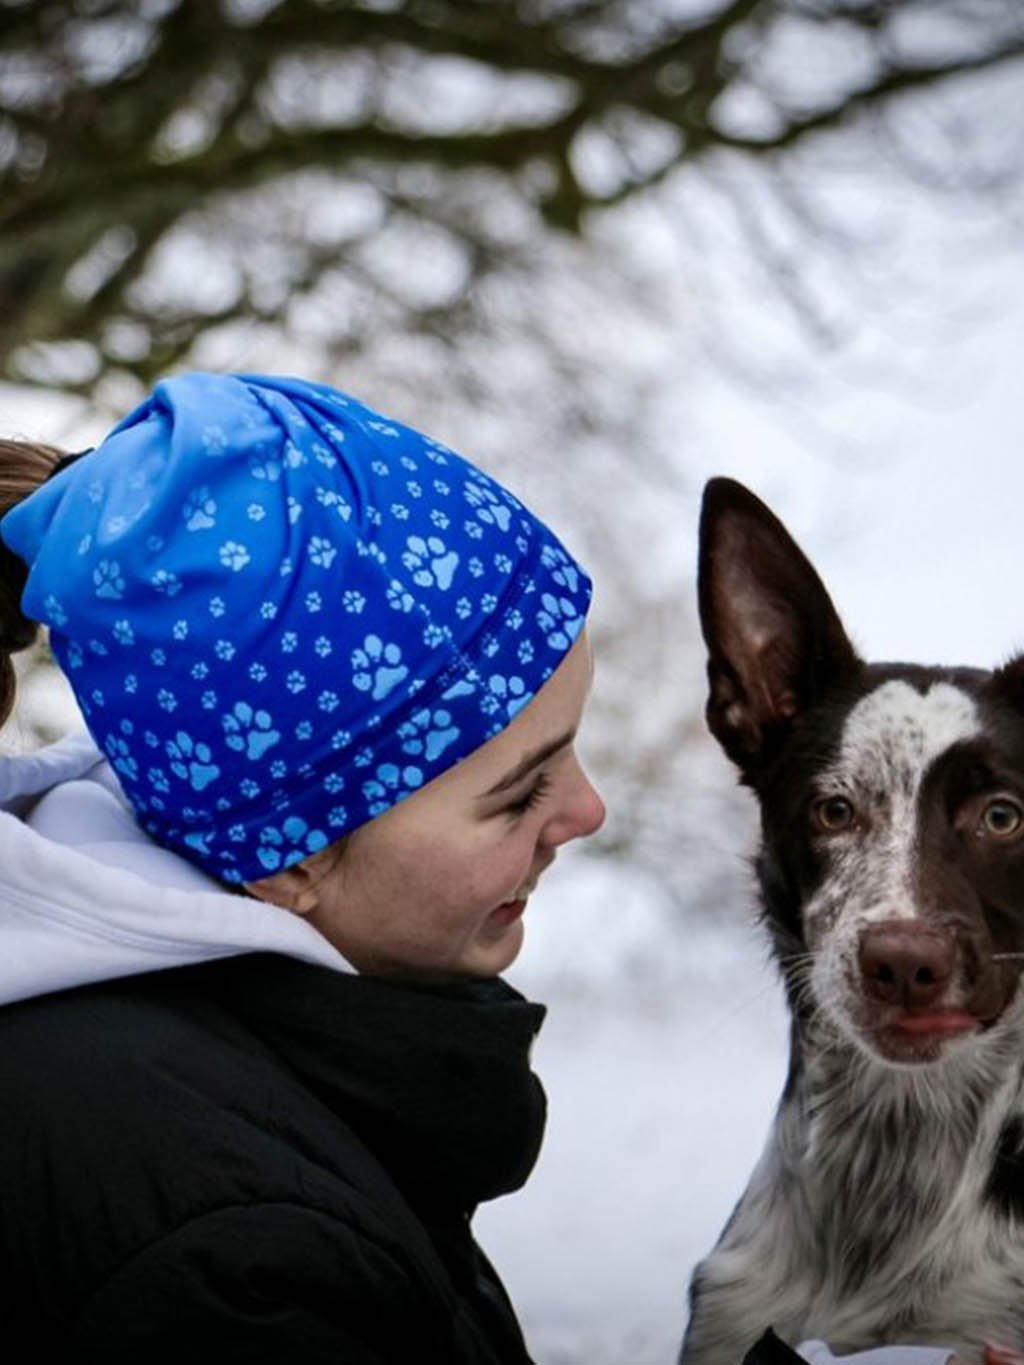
[680,477,1024,1365]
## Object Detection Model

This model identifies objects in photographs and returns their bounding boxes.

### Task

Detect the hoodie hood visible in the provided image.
[0,732,350,1006]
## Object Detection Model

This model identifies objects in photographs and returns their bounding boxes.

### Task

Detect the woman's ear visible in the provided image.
[244,841,343,916]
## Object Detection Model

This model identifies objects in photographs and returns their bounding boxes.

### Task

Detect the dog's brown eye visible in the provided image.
[980,798,1024,839]
[812,796,855,833]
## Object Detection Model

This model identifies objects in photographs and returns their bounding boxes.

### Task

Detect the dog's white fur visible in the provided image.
[805,683,982,1040]
[685,480,1024,1365]
[683,994,1024,1362]
[683,680,1024,1364]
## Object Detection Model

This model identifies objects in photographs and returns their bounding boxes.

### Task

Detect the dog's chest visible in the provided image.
[686,1071,1024,1362]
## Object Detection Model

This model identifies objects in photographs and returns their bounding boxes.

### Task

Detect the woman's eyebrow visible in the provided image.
[482,729,576,797]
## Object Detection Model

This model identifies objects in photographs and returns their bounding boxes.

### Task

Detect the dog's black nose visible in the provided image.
[858,922,955,1009]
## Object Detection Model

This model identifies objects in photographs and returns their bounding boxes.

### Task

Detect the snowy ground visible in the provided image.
[477,856,790,1365]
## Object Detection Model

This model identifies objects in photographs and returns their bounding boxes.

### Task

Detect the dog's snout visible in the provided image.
[858,922,954,1009]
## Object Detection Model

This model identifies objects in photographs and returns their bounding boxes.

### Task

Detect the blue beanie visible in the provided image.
[1,373,591,883]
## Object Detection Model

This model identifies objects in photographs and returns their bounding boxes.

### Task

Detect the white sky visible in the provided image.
[678,265,1024,671]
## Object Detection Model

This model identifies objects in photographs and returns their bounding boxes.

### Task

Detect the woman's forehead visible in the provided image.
[470,631,593,779]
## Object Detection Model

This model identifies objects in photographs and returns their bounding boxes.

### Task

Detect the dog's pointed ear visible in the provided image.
[698,478,860,776]
[989,655,1024,710]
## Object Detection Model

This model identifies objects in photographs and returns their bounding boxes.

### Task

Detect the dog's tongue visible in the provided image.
[893,1011,978,1035]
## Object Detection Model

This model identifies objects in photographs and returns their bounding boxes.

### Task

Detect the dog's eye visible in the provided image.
[812,796,855,833]
[980,798,1024,839]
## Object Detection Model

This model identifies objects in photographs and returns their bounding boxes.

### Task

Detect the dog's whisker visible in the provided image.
[992,953,1024,961]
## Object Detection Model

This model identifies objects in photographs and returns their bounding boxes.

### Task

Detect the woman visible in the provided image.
[0,372,604,1362]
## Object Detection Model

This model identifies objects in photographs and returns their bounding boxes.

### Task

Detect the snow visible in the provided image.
[479,855,790,1365]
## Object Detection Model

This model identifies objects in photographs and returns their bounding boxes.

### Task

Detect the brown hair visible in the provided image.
[0,440,64,727]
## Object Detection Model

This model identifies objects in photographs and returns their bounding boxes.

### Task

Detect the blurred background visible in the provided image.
[2,1,1024,1360]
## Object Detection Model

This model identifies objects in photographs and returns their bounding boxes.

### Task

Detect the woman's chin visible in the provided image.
[462,915,527,977]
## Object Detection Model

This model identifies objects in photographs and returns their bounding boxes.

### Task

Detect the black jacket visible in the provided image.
[0,953,547,1363]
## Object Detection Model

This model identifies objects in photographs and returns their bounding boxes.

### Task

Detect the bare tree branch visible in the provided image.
[1,0,1021,391]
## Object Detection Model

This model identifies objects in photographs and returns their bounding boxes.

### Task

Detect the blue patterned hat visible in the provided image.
[1,373,591,883]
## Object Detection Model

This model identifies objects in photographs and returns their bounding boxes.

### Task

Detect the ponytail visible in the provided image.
[0,440,65,726]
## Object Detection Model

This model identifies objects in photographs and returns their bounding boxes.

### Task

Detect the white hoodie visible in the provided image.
[0,731,351,1006]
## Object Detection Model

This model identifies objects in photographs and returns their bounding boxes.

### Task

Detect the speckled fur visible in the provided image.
[685,478,1024,1365]
[681,676,1024,1365]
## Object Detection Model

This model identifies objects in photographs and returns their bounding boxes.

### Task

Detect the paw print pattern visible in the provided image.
[94,560,125,600]
[249,457,282,481]
[387,581,414,614]
[219,541,250,572]
[44,593,68,627]
[26,373,591,884]
[537,592,585,651]
[402,535,459,591]
[488,674,532,719]
[308,536,337,569]
[351,635,409,701]
[541,543,582,595]
[105,735,138,783]
[398,708,460,763]
[362,763,424,816]
[464,479,513,533]
[151,569,182,597]
[222,702,281,760]
[166,731,221,792]
[256,816,329,873]
[184,487,217,531]
[201,425,228,455]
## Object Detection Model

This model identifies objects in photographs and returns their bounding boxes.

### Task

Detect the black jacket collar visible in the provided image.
[207,954,548,1217]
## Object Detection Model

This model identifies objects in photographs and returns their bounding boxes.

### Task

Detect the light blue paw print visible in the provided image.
[44,593,68,627]
[146,766,169,794]
[315,487,352,522]
[166,731,221,792]
[488,674,533,719]
[351,635,409,702]
[248,456,282,481]
[387,580,414,614]
[464,479,513,532]
[184,829,214,857]
[362,763,424,816]
[201,424,228,455]
[307,536,337,569]
[105,735,138,783]
[256,816,330,873]
[94,560,125,600]
[151,569,182,596]
[219,541,250,572]
[398,708,460,763]
[537,592,584,650]
[222,702,281,760]
[402,535,459,591]
[184,486,217,531]
[541,544,582,595]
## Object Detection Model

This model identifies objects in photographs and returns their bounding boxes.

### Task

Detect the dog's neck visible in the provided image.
[773,1004,1024,1287]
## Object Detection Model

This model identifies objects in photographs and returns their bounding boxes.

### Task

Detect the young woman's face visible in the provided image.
[251,630,604,979]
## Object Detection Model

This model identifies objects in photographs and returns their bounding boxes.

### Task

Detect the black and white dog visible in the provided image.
[681,478,1024,1365]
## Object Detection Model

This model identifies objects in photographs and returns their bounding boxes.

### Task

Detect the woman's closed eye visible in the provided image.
[504,772,552,820]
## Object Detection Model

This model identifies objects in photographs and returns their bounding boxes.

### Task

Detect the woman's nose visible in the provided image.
[576,773,606,839]
[544,766,605,848]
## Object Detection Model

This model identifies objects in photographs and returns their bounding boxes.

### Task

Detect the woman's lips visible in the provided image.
[488,898,527,928]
